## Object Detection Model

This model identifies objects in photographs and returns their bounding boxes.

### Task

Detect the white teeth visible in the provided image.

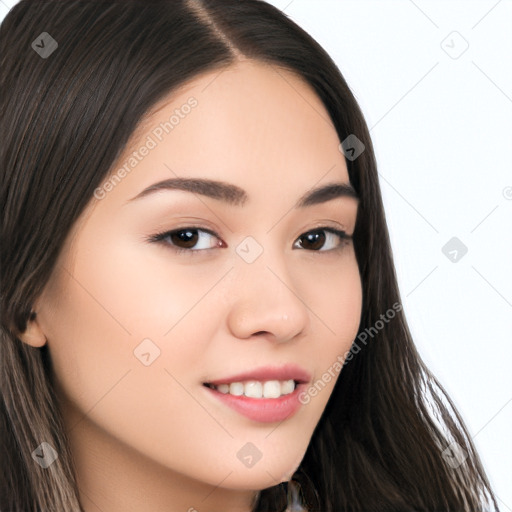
[263,380,281,398]
[229,382,244,396]
[216,383,230,394]
[211,379,296,398]
[244,381,262,398]
[280,379,295,395]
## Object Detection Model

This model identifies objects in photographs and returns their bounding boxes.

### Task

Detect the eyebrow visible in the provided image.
[126,177,359,208]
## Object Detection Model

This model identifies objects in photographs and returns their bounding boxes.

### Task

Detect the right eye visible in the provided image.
[148,227,225,255]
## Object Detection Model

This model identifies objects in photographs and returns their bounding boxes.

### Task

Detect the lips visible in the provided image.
[203,364,311,386]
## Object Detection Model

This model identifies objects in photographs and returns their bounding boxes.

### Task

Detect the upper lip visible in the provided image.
[204,364,312,386]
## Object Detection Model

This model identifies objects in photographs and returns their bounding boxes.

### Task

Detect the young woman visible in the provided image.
[0,0,499,510]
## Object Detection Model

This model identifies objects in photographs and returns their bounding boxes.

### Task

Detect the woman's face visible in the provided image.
[26,60,361,508]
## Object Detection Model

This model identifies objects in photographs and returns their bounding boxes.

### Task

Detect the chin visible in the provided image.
[214,466,296,491]
[225,456,307,490]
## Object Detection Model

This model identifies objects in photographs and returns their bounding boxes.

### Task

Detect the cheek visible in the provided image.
[39,234,198,409]
[301,248,362,345]
[41,234,228,448]
[295,250,362,402]
[54,228,221,344]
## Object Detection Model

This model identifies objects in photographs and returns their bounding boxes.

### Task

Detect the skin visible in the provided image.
[19,59,362,512]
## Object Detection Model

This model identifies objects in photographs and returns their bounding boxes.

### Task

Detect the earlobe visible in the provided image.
[16,311,48,348]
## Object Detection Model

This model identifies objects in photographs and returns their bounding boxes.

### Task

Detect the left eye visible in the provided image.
[293,228,350,251]
[148,227,351,254]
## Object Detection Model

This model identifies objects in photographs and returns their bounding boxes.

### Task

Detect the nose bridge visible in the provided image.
[226,237,310,342]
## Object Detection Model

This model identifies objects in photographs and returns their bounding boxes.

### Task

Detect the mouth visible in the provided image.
[201,364,311,422]
[202,364,311,399]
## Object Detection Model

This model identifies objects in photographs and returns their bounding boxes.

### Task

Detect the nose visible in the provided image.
[226,255,310,344]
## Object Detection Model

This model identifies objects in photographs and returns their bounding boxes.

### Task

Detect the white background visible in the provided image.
[2,0,510,508]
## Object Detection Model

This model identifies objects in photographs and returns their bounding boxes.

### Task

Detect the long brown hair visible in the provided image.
[0,0,499,510]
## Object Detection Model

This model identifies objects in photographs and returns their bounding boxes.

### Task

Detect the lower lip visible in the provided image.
[203,383,307,423]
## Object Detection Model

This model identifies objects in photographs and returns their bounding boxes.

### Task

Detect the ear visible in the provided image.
[16,311,47,348]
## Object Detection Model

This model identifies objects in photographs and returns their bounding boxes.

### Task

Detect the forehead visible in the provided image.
[119,59,349,189]
[76,59,353,234]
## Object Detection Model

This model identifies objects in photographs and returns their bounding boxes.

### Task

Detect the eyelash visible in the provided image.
[147,226,352,256]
